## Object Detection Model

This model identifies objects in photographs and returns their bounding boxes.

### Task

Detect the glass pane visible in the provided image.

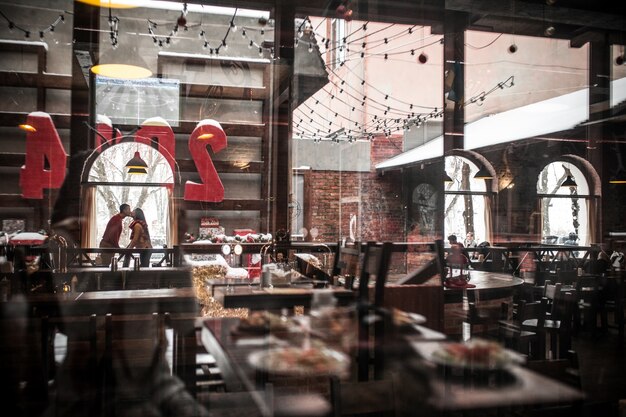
[541,196,588,246]
[94,185,170,248]
[88,142,174,184]
[445,156,487,192]
[537,161,589,195]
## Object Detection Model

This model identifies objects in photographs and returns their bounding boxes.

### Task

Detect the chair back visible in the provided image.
[544,281,562,300]
[103,312,167,414]
[331,241,361,283]
[357,241,393,307]
[551,290,577,322]
[557,270,578,285]
[519,297,549,328]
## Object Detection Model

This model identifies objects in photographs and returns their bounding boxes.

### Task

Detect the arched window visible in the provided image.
[444,155,491,247]
[537,161,590,246]
[84,142,174,249]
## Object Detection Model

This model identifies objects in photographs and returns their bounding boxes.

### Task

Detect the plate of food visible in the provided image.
[235,311,291,334]
[429,339,523,371]
[248,346,350,377]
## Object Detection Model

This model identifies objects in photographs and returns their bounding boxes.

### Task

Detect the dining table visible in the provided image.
[5,287,201,317]
[212,284,355,310]
[200,308,583,416]
[444,270,524,302]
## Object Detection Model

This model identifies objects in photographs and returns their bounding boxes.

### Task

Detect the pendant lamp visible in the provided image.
[127,167,147,175]
[91,44,151,80]
[125,151,148,169]
[474,165,493,179]
[444,172,453,183]
[76,0,141,8]
[561,175,577,188]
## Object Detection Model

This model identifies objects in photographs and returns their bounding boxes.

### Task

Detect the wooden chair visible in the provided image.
[557,270,578,286]
[103,312,167,415]
[574,276,600,334]
[599,274,625,347]
[524,288,577,360]
[355,241,393,381]
[466,300,509,339]
[331,241,361,287]
[499,298,548,359]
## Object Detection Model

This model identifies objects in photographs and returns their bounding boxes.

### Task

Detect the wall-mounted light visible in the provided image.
[19,123,37,132]
[221,244,231,256]
[234,244,243,256]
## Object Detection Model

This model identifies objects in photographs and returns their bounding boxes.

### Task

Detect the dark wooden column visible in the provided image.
[60,1,99,243]
[439,11,467,238]
[586,39,609,241]
[270,2,295,235]
[443,11,465,154]
[70,1,99,156]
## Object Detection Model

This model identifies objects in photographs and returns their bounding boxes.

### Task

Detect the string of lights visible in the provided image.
[0,9,65,41]
[146,6,276,58]
[293,74,513,143]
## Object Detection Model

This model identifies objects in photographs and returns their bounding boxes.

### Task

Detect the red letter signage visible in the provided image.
[20,112,67,199]
[184,119,227,202]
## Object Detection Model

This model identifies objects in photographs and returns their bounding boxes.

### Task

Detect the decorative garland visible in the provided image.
[186,232,273,244]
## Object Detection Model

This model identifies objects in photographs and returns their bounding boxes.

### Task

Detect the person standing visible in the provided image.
[99,203,131,266]
[126,208,153,267]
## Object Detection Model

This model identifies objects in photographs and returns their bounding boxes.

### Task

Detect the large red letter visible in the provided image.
[20,112,67,199]
[184,119,227,202]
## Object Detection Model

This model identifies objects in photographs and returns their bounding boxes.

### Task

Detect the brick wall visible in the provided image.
[307,134,405,244]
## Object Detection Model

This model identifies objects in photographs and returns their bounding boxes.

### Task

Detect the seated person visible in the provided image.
[447,234,470,266]
[463,232,478,258]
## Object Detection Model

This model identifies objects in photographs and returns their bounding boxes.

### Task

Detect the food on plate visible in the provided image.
[431,340,517,369]
[249,346,349,376]
[237,311,289,332]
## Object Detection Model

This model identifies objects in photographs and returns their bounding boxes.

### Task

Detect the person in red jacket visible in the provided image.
[99,203,131,265]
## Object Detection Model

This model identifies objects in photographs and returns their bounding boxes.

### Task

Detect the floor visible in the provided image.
[573,329,626,416]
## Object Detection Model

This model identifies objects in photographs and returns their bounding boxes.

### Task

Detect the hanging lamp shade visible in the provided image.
[474,165,493,179]
[127,167,147,175]
[125,151,148,169]
[91,46,152,80]
[444,172,453,183]
[76,0,142,8]
[561,175,577,188]
[610,171,626,184]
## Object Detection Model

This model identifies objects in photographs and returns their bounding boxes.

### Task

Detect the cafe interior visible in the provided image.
[0,0,625,416]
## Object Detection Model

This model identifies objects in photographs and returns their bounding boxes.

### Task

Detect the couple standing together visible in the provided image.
[99,203,152,267]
